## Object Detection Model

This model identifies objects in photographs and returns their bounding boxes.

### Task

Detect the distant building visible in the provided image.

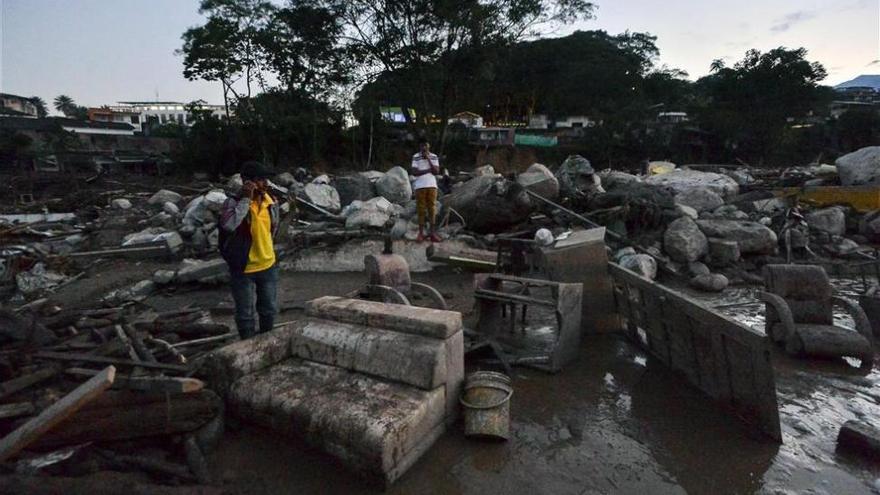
[657,112,689,124]
[0,93,38,117]
[379,106,415,124]
[447,111,483,128]
[58,118,135,136]
[527,114,551,129]
[554,115,595,128]
[106,101,226,133]
[468,127,515,147]
[88,106,141,126]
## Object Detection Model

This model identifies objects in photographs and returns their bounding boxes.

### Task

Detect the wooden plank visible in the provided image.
[33,352,189,373]
[0,365,115,462]
[31,389,220,448]
[0,402,35,420]
[65,368,204,393]
[0,367,59,400]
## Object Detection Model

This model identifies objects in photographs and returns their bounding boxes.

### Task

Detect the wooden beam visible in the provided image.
[0,367,59,400]
[33,352,189,373]
[0,365,115,462]
[65,368,203,394]
[0,402,35,420]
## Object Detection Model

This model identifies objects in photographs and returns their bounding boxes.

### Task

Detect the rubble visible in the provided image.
[556,155,604,202]
[442,175,533,233]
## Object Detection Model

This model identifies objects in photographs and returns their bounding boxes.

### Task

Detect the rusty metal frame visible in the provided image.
[608,263,782,442]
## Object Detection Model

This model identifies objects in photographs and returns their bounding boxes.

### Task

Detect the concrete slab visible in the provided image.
[305,296,461,339]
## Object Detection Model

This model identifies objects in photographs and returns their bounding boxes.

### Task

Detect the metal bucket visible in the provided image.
[460,371,513,441]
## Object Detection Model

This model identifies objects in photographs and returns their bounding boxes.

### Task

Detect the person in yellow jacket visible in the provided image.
[219,161,280,339]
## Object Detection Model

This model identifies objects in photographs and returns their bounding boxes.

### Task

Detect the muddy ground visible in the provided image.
[34,261,880,494]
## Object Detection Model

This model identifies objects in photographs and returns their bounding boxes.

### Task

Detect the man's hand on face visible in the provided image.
[242,181,257,199]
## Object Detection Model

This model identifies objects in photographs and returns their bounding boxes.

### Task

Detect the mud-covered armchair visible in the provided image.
[759,264,874,366]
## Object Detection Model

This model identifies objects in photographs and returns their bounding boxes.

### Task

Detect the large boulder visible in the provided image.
[835,146,880,186]
[303,183,341,213]
[442,176,533,233]
[556,155,604,201]
[275,172,298,187]
[516,163,559,200]
[645,169,739,199]
[473,164,496,177]
[674,187,725,212]
[663,217,708,263]
[805,206,846,236]
[148,189,182,205]
[376,166,413,205]
[111,198,132,210]
[344,197,394,229]
[334,175,376,207]
[695,220,778,255]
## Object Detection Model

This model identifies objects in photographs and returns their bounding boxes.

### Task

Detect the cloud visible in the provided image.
[770,10,818,33]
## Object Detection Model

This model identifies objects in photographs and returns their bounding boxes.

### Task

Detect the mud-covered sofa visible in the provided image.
[203,296,464,485]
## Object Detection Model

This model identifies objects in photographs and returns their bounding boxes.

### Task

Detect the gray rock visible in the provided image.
[723,169,755,186]
[619,254,658,280]
[441,176,533,233]
[645,169,739,199]
[474,164,496,176]
[675,187,724,212]
[687,261,711,277]
[805,206,846,235]
[335,175,376,206]
[836,146,880,186]
[345,197,393,229]
[703,204,748,220]
[376,166,413,204]
[675,204,699,220]
[275,172,298,187]
[148,189,182,205]
[359,171,385,182]
[824,237,862,258]
[860,210,880,241]
[696,220,778,255]
[663,217,709,262]
[689,273,729,292]
[303,183,341,213]
[176,258,229,284]
[104,279,155,304]
[516,163,559,200]
[556,155,604,201]
[226,174,243,195]
[613,247,637,262]
[153,270,176,285]
[708,238,741,266]
[598,170,641,191]
[111,198,132,209]
[163,202,180,216]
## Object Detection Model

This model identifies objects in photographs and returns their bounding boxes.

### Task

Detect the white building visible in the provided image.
[657,112,689,124]
[527,114,551,129]
[554,115,595,128]
[447,111,484,128]
[106,101,227,133]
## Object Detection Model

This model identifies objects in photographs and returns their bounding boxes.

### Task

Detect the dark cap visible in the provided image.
[241,161,273,180]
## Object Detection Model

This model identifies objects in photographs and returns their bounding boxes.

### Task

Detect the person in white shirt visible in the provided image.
[410,138,441,242]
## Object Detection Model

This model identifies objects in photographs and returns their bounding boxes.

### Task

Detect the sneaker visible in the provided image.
[429,233,442,243]
[416,232,426,242]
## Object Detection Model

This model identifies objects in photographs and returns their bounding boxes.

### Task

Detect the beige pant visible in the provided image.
[415,187,437,229]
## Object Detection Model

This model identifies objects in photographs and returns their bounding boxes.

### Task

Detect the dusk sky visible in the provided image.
[1,0,878,111]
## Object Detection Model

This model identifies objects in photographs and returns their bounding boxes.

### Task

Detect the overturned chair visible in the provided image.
[760,264,874,366]
[203,297,464,485]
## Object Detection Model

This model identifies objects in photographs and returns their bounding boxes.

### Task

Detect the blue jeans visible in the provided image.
[229,264,279,339]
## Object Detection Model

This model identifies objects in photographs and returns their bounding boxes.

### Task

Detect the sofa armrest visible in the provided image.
[758,291,796,342]
[832,296,875,344]
[198,327,295,396]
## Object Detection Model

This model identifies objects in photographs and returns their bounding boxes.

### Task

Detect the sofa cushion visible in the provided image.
[228,358,446,483]
[200,325,297,394]
[288,318,446,390]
